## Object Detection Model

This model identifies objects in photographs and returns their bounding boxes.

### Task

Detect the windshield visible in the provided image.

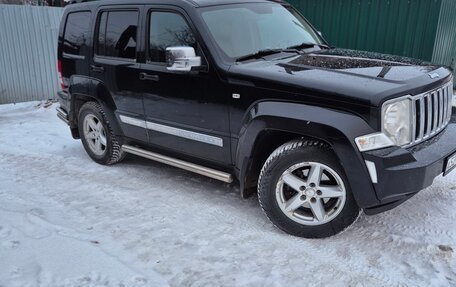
[199,3,323,62]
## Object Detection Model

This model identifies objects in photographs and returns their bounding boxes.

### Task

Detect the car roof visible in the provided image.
[66,0,288,10]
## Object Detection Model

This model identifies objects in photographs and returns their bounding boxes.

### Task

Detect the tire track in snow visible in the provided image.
[364,216,456,239]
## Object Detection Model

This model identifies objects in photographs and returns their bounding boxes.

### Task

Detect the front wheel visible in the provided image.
[258,140,360,238]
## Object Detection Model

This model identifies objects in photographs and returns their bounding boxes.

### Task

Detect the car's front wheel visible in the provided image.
[258,140,360,238]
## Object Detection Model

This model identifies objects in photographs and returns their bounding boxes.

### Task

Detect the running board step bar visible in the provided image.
[121,145,233,183]
[56,107,69,125]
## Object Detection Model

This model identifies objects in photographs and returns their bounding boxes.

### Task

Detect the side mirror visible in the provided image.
[166,47,201,72]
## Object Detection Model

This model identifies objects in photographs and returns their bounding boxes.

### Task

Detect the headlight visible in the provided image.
[382,97,413,146]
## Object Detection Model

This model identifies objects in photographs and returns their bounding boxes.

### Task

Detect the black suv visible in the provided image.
[57,0,456,238]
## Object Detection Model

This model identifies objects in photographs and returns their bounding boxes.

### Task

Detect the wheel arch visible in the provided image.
[235,101,380,208]
[68,77,121,139]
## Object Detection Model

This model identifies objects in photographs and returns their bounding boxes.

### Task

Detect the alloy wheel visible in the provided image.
[83,114,107,156]
[275,162,347,226]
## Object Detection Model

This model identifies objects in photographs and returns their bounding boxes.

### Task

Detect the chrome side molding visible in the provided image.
[119,115,224,147]
[56,107,69,125]
[121,145,233,183]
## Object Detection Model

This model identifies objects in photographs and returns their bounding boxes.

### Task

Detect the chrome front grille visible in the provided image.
[410,80,453,146]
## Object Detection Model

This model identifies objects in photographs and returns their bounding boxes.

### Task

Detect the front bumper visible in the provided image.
[362,110,456,214]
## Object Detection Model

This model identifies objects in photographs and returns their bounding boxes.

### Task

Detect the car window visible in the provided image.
[148,11,196,63]
[63,11,91,56]
[96,10,138,60]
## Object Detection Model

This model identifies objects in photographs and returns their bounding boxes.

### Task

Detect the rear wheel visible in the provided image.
[258,140,360,238]
[78,102,125,165]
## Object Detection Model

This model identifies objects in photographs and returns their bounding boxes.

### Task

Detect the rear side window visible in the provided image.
[63,11,91,56]
[96,10,138,60]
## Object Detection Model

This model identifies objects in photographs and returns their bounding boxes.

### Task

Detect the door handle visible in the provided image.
[139,72,159,81]
[90,65,105,73]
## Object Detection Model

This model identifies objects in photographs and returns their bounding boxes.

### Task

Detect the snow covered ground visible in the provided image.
[0,101,455,287]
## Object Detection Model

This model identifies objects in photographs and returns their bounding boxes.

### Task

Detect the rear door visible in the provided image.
[90,6,147,142]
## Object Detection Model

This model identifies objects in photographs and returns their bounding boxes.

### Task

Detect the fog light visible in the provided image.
[355,133,395,152]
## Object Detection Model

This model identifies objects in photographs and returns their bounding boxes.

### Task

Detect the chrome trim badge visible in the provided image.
[429,73,440,79]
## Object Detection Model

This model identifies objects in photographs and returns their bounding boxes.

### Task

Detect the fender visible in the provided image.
[68,76,123,138]
[236,101,381,209]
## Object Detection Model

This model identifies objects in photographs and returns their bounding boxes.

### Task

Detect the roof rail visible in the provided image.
[267,0,289,3]
[65,0,96,5]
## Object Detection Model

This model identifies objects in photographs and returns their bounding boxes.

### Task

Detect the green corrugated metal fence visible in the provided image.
[432,0,456,78]
[289,0,456,86]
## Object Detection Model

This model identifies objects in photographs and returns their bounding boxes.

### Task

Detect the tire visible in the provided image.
[78,101,126,165]
[258,140,360,238]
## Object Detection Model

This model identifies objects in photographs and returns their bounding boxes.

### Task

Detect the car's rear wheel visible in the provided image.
[78,102,125,165]
[258,140,360,238]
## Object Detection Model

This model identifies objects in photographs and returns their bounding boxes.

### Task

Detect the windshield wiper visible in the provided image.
[235,49,284,62]
[287,42,331,51]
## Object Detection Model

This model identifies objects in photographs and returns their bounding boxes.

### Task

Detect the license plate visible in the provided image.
[444,152,456,176]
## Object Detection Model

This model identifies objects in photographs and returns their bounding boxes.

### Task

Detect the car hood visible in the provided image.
[227,48,452,107]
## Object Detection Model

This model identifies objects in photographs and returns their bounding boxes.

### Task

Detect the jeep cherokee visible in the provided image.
[56,0,456,238]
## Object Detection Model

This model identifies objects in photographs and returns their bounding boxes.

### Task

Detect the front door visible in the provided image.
[137,7,231,164]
